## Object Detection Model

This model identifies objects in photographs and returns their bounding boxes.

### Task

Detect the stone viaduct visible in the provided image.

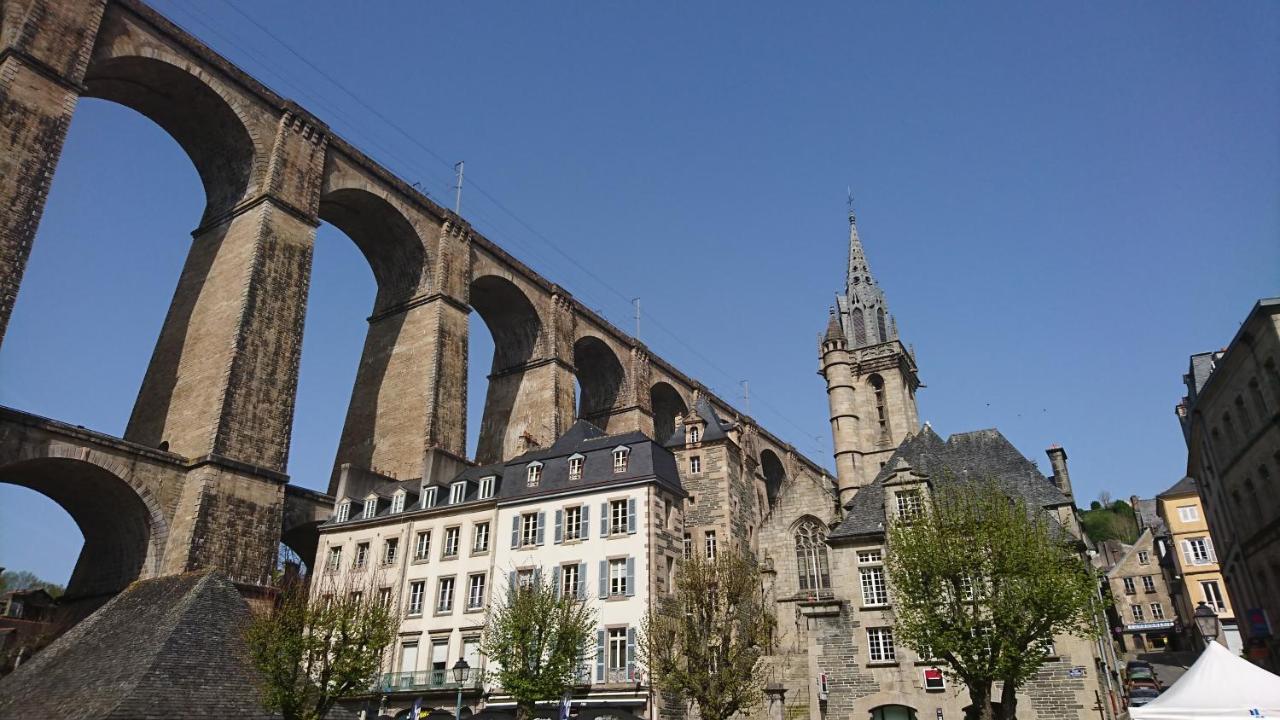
[0,0,830,614]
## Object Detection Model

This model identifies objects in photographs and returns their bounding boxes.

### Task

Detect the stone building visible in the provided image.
[1175,298,1280,670]
[1101,525,1176,653]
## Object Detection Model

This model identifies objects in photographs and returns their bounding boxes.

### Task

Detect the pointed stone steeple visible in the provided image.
[839,198,897,350]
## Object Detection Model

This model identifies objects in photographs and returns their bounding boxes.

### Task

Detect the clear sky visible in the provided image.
[1,1,1277,584]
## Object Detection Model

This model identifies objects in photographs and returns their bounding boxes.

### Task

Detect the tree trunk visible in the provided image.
[998,681,1019,720]
[966,683,995,720]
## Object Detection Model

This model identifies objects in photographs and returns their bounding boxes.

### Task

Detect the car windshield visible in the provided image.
[1129,668,1154,678]
[1130,689,1160,698]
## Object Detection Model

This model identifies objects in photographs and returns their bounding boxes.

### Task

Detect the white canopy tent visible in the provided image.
[1131,642,1280,719]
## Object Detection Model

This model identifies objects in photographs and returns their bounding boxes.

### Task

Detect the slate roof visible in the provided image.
[1158,475,1198,499]
[0,572,277,720]
[829,425,1072,541]
[1133,497,1166,534]
[664,397,735,447]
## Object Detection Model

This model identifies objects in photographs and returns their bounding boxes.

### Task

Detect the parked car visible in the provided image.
[1128,678,1162,694]
[1126,659,1155,674]
[1128,686,1161,707]
[1126,665,1160,686]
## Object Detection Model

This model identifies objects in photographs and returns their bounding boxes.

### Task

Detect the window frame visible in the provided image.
[527,461,543,487]
[407,580,425,616]
[704,530,717,560]
[612,446,629,473]
[568,454,584,481]
[473,522,490,553]
[478,475,495,500]
[436,576,456,614]
[449,481,467,505]
[689,455,701,474]
[383,537,399,565]
[867,627,896,663]
[609,558,629,597]
[414,530,431,561]
[467,573,486,610]
[442,526,460,558]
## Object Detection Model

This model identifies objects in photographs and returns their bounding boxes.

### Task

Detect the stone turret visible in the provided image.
[819,202,921,501]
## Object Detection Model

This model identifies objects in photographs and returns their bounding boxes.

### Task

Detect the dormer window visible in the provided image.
[421,486,437,509]
[895,490,922,521]
[568,454,584,481]
[363,495,378,520]
[689,426,700,444]
[479,476,495,500]
[335,500,351,523]
[450,481,467,505]
[612,447,630,473]
[527,461,543,487]
[390,490,406,514]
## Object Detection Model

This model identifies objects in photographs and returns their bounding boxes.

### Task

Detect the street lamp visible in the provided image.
[1193,601,1220,645]
[452,658,471,720]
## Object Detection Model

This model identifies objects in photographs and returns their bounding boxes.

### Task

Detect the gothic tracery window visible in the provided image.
[852,308,867,345]
[795,519,831,595]
[876,307,887,343]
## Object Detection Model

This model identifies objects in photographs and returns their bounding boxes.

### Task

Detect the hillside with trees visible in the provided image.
[1078,496,1139,545]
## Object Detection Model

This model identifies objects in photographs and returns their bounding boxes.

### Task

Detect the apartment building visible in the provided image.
[1155,477,1240,653]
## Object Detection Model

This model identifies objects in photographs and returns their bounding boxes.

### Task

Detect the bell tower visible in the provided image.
[819,199,921,503]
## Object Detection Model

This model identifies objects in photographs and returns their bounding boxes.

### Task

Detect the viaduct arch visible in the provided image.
[0,0,831,610]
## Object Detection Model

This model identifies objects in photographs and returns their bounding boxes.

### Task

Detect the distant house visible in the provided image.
[0,587,60,674]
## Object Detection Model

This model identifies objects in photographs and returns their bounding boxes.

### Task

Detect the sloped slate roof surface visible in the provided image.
[830,426,1071,540]
[0,572,276,720]
[664,397,735,447]
[1158,475,1198,499]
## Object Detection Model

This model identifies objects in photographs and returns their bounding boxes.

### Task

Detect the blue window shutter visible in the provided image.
[627,626,636,679]
[534,566,542,587]
[552,566,561,598]
[600,502,609,536]
[628,498,637,534]
[596,630,606,682]
[577,562,587,600]
[581,504,590,539]
[554,509,563,544]
[598,560,608,599]
[626,556,636,597]
[510,515,520,549]
[508,571,516,591]
[536,512,546,545]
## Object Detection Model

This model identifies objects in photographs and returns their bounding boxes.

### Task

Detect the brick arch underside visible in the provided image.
[0,457,164,601]
[318,188,427,312]
[81,54,258,222]
[469,275,545,464]
[649,381,688,444]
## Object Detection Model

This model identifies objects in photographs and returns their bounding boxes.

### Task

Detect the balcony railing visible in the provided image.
[375,669,485,693]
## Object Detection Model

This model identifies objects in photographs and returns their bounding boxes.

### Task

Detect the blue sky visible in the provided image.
[1,1,1277,584]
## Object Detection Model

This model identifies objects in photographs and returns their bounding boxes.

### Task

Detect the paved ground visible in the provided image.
[1132,649,1196,689]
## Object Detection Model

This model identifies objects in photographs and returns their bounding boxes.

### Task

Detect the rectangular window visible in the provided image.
[335,502,350,523]
[443,527,460,558]
[383,538,399,565]
[354,542,369,569]
[414,531,430,560]
[377,587,392,607]
[1150,603,1165,620]
[1201,580,1226,611]
[1132,604,1145,622]
[867,627,896,663]
[682,533,692,560]
[1142,575,1156,593]
[1138,551,1150,565]
[399,641,419,674]
[609,558,628,596]
[895,490,922,520]
[527,463,542,487]
[350,590,362,604]
[608,627,628,672]
[1123,577,1136,594]
[408,580,425,616]
[437,577,455,613]
[467,573,486,610]
[705,531,717,560]
[565,506,583,541]
[450,481,467,505]
[478,476,494,499]
[326,546,342,573]
[1178,505,1200,522]
[568,456,583,480]
[517,568,535,591]
[562,563,580,598]
[689,456,701,474]
[421,487,437,508]
[521,513,539,546]
[391,493,405,514]
[860,566,888,606]
[431,639,449,679]
[857,549,883,564]
[1184,537,1215,565]
[363,497,378,519]
[473,522,490,553]
[610,499,629,535]
[613,449,628,473]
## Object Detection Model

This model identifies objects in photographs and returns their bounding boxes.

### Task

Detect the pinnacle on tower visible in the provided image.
[835,198,898,349]
[824,307,844,343]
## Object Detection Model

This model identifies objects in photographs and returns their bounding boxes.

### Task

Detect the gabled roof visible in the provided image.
[1157,475,1198,499]
[0,572,276,719]
[664,397,735,447]
[829,425,1072,541]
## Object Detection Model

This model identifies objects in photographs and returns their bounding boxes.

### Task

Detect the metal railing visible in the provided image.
[374,669,485,693]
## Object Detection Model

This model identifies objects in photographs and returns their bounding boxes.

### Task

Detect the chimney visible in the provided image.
[1045,444,1073,500]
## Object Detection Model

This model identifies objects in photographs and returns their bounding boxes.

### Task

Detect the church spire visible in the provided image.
[840,194,896,349]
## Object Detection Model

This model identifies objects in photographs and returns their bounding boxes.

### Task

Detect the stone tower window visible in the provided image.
[876,307,887,343]
[689,426,700,444]
[852,308,867,345]
[869,374,890,441]
[794,519,831,594]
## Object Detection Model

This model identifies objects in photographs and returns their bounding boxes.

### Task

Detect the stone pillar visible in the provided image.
[819,334,861,503]
[126,110,327,472]
[0,0,106,347]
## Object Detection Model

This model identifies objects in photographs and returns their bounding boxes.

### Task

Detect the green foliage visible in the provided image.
[885,478,1099,720]
[640,550,777,720]
[0,569,65,597]
[244,576,399,720]
[1079,500,1138,544]
[480,573,596,720]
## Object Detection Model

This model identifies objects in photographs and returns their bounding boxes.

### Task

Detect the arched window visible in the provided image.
[795,520,831,595]
[851,307,867,345]
[869,374,890,440]
[876,307,887,343]
[689,426,700,444]
[870,705,918,720]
